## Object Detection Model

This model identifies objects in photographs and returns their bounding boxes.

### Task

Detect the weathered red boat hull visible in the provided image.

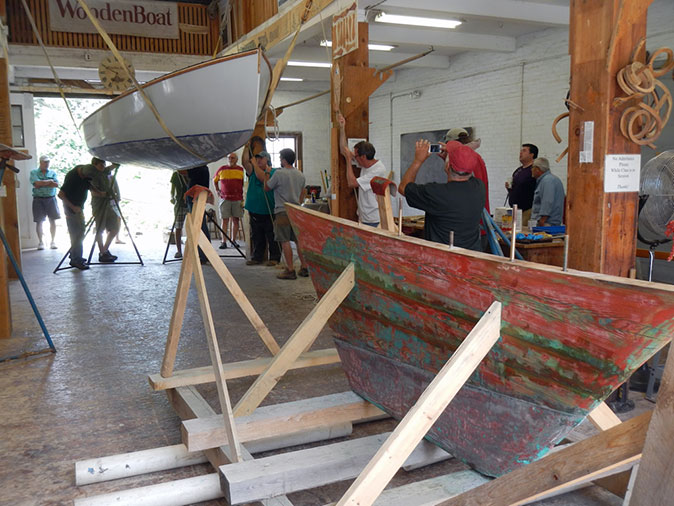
[286,204,674,476]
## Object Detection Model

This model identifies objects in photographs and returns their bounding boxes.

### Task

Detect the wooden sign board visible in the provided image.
[332,2,358,59]
[48,0,179,39]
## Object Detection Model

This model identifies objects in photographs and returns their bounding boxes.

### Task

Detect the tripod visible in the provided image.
[0,150,56,362]
[162,209,245,264]
[54,168,143,272]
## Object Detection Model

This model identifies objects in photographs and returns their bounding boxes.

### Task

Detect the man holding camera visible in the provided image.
[399,140,485,251]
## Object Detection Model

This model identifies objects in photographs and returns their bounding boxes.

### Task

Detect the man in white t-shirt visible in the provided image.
[337,114,389,226]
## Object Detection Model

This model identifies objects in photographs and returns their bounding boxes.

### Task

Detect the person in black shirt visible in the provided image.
[399,140,486,251]
[505,143,538,223]
[58,161,101,270]
[186,165,212,264]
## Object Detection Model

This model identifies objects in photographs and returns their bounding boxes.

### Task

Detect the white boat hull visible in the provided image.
[81,49,271,171]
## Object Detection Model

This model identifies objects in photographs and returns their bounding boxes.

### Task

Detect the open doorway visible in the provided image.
[33,97,175,252]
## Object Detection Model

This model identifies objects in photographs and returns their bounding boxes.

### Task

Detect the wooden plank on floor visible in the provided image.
[183,391,386,452]
[438,411,651,506]
[148,348,340,391]
[75,444,207,485]
[167,386,294,506]
[74,474,222,506]
[219,433,451,505]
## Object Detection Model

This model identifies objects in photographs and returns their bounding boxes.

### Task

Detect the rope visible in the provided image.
[266,105,280,141]
[19,0,82,140]
[74,0,209,163]
[615,44,674,148]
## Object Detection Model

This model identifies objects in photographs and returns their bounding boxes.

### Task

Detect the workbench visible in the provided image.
[398,216,565,268]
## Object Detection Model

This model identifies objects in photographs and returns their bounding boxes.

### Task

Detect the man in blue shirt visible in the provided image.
[29,155,60,250]
[531,157,565,227]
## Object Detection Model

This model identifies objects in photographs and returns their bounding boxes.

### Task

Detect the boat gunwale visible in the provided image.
[286,203,674,293]
[80,48,264,126]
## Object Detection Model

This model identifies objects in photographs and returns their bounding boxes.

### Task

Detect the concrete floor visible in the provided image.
[0,238,645,505]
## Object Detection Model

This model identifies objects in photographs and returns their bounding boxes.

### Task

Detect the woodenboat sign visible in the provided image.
[286,204,674,477]
[49,0,179,39]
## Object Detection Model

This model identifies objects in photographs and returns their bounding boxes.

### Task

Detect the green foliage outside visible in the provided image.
[34,97,175,241]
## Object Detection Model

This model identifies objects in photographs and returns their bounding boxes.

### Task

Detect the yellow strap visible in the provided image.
[75,0,208,163]
[19,0,82,140]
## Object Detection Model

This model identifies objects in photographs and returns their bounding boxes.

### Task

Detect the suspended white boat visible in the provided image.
[81,49,272,171]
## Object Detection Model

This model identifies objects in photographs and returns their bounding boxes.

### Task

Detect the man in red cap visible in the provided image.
[399,140,486,251]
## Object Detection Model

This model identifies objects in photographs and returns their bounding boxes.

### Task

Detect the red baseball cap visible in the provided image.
[447,143,481,174]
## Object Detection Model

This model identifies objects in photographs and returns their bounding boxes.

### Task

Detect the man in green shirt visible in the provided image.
[29,155,60,250]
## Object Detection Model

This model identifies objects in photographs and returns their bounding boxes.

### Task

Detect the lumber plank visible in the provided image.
[233,263,355,416]
[188,214,241,462]
[149,348,340,391]
[244,422,353,454]
[438,411,652,506]
[73,473,222,506]
[183,391,386,451]
[199,232,280,355]
[628,347,674,506]
[587,401,621,430]
[75,444,207,486]
[336,301,502,506]
[167,386,295,506]
[220,432,451,505]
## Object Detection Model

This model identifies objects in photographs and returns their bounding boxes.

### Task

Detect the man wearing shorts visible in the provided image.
[30,155,60,250]
[261,148,308,280]
[213,153,244,249]
[170,170,189,259]
[83,160,121,263]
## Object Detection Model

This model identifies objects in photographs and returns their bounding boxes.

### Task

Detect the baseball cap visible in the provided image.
[444,128,468,143]
[254,151,271,164]
[39,155,50,162]
[447,144,482,174]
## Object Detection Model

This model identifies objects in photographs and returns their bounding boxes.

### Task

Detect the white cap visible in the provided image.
[444,128,468,142]
[39,155,50,162]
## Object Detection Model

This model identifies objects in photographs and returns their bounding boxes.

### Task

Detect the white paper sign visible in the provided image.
[604,154,640,193]
[579,121,594,163]
[49,0,179,39]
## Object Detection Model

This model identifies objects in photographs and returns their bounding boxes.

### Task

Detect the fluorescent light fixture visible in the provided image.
[288,60,332,68]
[375,13,462,29]
[320,40,395,51]
[280,77,304,82]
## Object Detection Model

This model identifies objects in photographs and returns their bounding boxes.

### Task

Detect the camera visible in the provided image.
[429,144,442,153]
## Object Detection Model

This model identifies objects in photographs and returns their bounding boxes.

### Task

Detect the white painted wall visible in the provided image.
[9,92,38,249]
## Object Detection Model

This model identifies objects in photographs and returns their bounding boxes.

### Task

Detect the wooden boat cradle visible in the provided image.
[71,191,674,505]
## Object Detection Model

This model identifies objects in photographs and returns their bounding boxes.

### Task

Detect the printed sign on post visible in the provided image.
[49,0,179,39]
[604,154,640,193]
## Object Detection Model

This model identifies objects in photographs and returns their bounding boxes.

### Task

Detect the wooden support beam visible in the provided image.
[0,54,12,338]
[198,232,280,355]
[337,301,502,506]
[166,386,295,506]
[331,22,369,221]
[566,0,652,276]
[438,411,651,506]
[220,433,451,505]
[233,262,355,416]
[185,196,241,463]
[75,444,208,486]
[1,169,20,279]
[628,347,674,505]
[73,473,223,506]
[183,391,385,452]
[148,348,339,390]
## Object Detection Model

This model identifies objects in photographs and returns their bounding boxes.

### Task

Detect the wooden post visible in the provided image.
[331,22,369,222]
[628,347,674,505]
[2,169,21,279]
[566,0,652,276]
[0,50,13,338]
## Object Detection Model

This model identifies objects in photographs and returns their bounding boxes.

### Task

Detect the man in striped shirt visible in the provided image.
[213,153,244,249]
